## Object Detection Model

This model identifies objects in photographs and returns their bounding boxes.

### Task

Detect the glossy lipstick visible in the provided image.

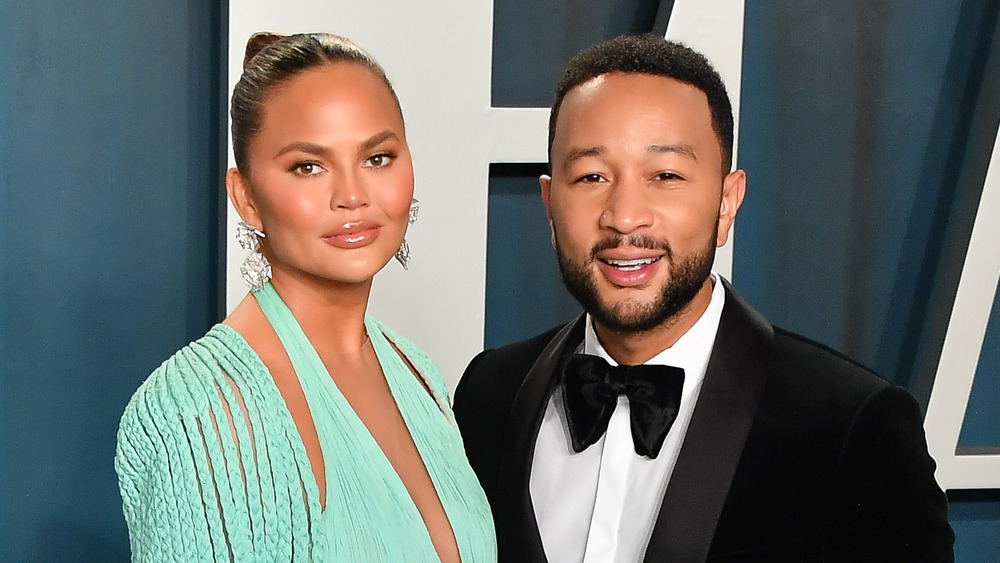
[322,221,380,249]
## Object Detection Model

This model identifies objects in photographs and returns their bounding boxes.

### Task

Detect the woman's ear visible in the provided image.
[226,167,262,229]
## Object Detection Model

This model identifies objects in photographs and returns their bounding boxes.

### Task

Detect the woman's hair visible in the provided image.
[231,32,402,173]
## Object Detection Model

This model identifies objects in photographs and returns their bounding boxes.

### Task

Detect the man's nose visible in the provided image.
[599,177,653,234]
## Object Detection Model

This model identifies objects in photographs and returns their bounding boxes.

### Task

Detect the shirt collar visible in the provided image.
[584,274,726,384]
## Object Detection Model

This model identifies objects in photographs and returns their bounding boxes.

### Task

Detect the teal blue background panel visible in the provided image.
[485,165,580,349]
[950,490,1000,562]
[0,1,226,560]
[958,281,1000,450]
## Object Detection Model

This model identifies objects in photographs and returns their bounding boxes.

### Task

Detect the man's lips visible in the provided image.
[596,254,663,287]
[599,256,662,271]
[322,221,381,249]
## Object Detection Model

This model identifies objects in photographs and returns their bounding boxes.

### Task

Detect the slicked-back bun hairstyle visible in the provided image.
[231,32,402,173]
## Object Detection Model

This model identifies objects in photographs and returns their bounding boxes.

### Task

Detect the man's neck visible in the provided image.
[593,276,715,365]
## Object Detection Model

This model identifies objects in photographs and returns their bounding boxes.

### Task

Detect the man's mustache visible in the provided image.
[590,234,673,261]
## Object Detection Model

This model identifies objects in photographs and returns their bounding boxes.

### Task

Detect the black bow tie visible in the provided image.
[559,353,684,459]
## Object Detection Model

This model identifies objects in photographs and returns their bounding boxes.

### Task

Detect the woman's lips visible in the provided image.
[322,222,381,249]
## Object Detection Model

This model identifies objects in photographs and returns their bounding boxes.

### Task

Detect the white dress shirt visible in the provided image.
[530,275,726,563]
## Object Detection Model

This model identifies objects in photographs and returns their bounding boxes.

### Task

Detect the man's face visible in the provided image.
[542,72,744,333]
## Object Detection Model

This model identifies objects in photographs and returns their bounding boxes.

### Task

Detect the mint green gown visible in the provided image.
[116,283,496,561]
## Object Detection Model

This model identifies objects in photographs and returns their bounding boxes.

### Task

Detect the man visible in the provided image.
[453,35,954,562]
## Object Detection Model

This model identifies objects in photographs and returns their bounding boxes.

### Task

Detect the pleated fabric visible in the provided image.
[116,283,496,562]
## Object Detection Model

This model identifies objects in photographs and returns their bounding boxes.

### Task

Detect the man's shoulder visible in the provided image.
[720,281,890,393]
[471,324,566,372]
[713,324,953,559]
[457,323,567,400]
[453,323,572,490]
[757,324,900,416]
[770,325,886,383]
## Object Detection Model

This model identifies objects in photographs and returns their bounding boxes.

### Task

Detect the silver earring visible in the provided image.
[408,197,419,225]
[236,221,271,291]
[395,198,418,270]
[395,239,411,270]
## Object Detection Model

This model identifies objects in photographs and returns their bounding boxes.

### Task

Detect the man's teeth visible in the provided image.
[605,257,659,271]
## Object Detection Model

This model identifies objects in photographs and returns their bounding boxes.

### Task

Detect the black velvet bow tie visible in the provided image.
[559,353,684,459]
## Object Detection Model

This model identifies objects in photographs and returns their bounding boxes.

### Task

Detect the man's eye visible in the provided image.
[656,172,681,181]
[577,173,603,183]
[364,153,395,168]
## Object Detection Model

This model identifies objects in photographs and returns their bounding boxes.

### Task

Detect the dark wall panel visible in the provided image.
[485,165,580,348]
[492,0,662,106]
[0,1,225,559]
[736,1,1000,559]
[959,283,1000,449]
[736,0,995,390]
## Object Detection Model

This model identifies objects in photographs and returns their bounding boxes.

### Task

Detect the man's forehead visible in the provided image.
[556,73,711,135]
[566,71,696,99]
[551,72,721,171]
[556,73,711,134]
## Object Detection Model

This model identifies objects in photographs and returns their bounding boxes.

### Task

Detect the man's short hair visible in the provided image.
[548,34,734,174]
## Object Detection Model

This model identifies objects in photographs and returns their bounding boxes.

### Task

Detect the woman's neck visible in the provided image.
[268,271,373,358]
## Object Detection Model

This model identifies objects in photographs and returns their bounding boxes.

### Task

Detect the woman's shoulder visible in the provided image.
[368,318,449,394]
[369,319,431,364]
[130,326,255,394]
[115,324,322,560]
[118,325,270,437]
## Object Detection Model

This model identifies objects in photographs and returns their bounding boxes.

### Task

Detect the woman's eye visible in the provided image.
[291,162,323,176]
[364,153,394,168]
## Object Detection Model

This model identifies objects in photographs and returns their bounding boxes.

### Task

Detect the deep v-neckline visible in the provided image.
[248,283,458,560]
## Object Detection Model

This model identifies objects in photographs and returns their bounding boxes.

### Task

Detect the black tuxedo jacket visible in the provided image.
[453,282,954,562]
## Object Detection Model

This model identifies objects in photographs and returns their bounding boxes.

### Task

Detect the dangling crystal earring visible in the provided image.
[395,239,411,270]
[395,198,419,270]
[236,220,271,291]
[407,197,419,225]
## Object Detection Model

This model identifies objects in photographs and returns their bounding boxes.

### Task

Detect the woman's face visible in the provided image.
[234,61,414,287]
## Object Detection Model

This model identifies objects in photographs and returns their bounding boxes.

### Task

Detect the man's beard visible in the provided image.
[555,227,716,334]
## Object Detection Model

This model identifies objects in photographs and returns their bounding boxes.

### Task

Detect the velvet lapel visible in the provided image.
[643,281,773,562]
[495,314,586,562]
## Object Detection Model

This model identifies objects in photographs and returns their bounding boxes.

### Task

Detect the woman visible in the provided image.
[115,33,496,562]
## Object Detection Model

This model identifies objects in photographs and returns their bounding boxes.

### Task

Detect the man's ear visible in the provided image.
[539,174,554,220]
[226,167,262,229]
[717,169,746,247]
[539,174,556,247]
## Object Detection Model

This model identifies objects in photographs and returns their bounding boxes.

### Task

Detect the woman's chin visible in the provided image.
[318,270,380,287]
[268,266,379,289]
